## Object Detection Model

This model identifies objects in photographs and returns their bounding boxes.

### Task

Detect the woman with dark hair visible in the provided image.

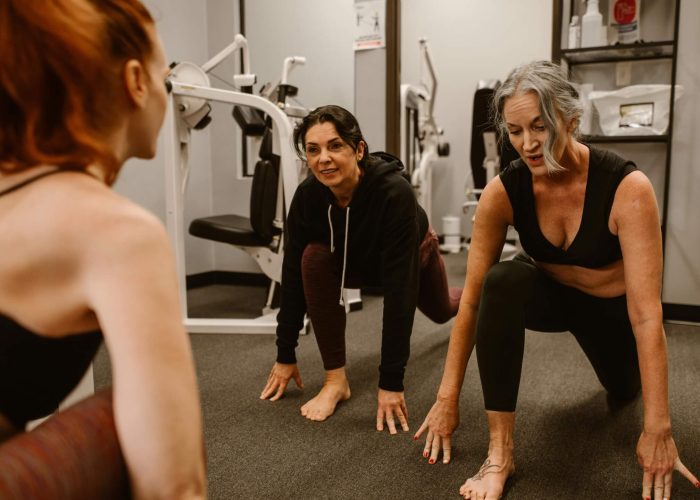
[260,105,461,433]
[415,60,698,499]
[0,0,206,497]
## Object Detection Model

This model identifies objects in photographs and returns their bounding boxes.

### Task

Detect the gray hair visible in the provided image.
[492,60,583,173]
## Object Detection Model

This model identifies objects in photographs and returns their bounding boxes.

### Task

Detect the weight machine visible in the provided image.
[399,38,450,226]
[164,35,308,334]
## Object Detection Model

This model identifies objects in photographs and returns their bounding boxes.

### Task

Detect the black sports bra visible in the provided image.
[0,315,101,428]
[499,147,637,269]
[0,168,102,428]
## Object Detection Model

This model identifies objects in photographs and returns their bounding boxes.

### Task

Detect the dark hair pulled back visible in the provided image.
[293,104,371,168]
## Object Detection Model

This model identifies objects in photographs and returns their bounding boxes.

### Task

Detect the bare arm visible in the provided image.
[82,209,206,499]
[438,177,512,401]
[614,172,667,432]
[415,176,511,463]
[613,171,698,497]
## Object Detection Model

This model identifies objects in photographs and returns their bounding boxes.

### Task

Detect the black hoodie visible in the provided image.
[275,152,429,391]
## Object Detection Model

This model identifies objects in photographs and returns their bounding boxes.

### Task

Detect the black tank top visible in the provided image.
[499,147,637,268]
[0,169,102,428]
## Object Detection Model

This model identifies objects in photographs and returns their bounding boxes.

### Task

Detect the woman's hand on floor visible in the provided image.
[414,397,460,464]
[376,389,409,435]
[260,362,303,401]
[637,430,699,499]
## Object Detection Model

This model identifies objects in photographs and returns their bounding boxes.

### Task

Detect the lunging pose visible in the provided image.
[414,60,698,499]
[260,105,461,433]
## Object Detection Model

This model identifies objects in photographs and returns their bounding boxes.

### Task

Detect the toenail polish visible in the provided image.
[696,482,700,488]
[429,459,435,464]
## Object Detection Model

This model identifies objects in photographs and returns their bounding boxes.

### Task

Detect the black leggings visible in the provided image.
[476,253,641,412]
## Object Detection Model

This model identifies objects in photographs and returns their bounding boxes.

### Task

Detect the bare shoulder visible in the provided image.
[0,172,173,332]
[483,174,509,198]
[610,170,660,232]
[617,170,655,198]
[31,172,169,261]
[475,175,513,226]
[612,170,658,213]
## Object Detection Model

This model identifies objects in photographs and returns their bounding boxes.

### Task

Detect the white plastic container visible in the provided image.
[581,0,606,48]
[568,15,581,49]
[609,0,640,44]
[588,84,684,136]
[441,215,462,253]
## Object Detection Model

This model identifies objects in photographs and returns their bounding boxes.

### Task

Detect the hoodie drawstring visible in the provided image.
[327,205,335,253]
[339,207,350,312]
[327,204,351,313]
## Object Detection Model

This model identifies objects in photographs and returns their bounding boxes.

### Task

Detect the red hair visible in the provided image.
[0,0,154,184]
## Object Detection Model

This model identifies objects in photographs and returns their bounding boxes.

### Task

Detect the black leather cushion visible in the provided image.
[249,159,279,243]
[189,214,267,247]
[470,87,498,190]
[232,106,266,136]
[470,86,519,191]
[188,159,280,247]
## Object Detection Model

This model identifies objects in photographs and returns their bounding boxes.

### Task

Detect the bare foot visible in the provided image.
[459,449,515,500]
[300,367,351,422]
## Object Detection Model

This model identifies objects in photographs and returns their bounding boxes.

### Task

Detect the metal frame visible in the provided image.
[554,0,696,321]
[163,81,302,334]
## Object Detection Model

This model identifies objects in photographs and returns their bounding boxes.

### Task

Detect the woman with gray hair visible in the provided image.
[414,60,698,499]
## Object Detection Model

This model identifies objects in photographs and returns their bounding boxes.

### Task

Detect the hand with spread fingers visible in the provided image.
[637,430,699,500]
[260,362,304,401]
[376,389,409,435]
[414,396,460,465]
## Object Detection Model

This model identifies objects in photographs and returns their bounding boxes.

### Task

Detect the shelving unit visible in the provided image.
[562,40,674,64]
[582,134,668,144]
[553,0,681,245]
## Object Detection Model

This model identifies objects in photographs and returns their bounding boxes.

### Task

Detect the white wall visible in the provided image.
[663,0,700,306]
[245,0,356,113]
[401,0,552,235]
[114,0,215,274]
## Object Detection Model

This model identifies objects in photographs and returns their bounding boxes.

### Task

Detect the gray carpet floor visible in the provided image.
[94,250,700,499]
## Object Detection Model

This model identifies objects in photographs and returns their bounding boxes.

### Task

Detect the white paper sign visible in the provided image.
[353,0,386,51]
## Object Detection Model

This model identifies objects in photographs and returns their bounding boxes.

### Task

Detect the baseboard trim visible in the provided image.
[187,276,700,324]
[186,271,269,290]
[663,302,700,324]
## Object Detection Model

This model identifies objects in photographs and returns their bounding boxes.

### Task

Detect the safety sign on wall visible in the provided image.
[353,0,386,51]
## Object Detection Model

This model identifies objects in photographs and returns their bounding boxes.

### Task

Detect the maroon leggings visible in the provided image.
[0,389,130,499]
[301,227,461,371]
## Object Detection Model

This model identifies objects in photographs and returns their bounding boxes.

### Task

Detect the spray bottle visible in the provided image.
[609,0,640,44]
[581,0,606,48]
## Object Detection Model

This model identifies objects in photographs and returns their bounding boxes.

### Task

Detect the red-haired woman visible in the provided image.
[0,1,206,498]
